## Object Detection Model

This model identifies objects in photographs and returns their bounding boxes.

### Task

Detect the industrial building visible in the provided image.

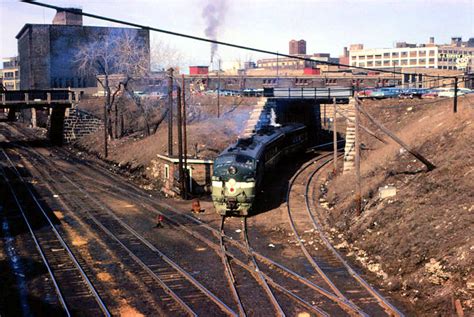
[289,39,306,55]
[16,8,150,90]
[2,57,20,90]
[349,37,474,72]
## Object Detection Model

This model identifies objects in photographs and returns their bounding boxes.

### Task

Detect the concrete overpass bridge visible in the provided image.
[1,89,79,145]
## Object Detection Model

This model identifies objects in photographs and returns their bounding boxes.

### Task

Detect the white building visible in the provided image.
[349,37,474,72]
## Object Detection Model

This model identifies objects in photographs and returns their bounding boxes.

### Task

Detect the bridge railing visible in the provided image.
[1,89,78,106]
[264,87,353,99]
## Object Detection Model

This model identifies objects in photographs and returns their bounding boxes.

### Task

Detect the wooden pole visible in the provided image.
[182,75,188,199]
[453,77,458,113]
[177,86,184,198]
[217,59,221,118]
[332,98,337,175]
[336,109,387,144]
[167,68,174,156]
[357,102,436,171]
[354,97,361,215]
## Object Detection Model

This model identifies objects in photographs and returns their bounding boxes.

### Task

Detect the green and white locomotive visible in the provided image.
[211,123,307,216]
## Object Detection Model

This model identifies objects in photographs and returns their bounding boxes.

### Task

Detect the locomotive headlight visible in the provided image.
[228,166,237,175]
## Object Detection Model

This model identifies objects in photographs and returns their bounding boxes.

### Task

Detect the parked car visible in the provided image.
[356,89,373,98]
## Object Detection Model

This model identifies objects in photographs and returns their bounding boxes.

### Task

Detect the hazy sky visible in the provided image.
[1,0,473,68]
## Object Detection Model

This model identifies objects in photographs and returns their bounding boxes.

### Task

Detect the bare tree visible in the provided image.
[151,40,185,72]
[76,29,149,156]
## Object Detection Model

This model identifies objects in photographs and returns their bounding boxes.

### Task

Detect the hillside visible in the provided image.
[323,95,473,316]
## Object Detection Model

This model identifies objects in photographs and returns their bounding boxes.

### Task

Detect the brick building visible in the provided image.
[289,39,306,55]
[16,8,150,90]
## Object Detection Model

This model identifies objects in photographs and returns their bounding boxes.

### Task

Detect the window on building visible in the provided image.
[428,58,435,64]
[352,62,357,66]
[383,53,390,58]
[409,59,417,65]
[383,60,390,66]
[359,55,365,60]
[419,58,426,64]
[429,50,435,56]
[367,61,373,66]
[409,51,417,57]
[401,59,408,65]
[351,56,357,60]
[375,54,382,59]
[392,52,399,58]
[401,52,408,57]
[359,62,365,67]
[419,50,426,56]
[392,60,399,66]
[164,164,169,180]
[375,61,382,66]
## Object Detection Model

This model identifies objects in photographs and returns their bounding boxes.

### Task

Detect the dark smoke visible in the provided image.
[202,0,228,64]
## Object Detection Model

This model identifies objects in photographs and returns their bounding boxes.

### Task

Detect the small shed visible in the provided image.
[153,154,214,197]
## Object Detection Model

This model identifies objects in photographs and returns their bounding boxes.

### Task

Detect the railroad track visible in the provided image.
[5,125,343,315]
[3,123,402,316]
[37,146,364,315]
[6,148,237,317]
[286,152,404,316]
[9,128,331,316]
[219,216,285,316]
[0,148,111,317]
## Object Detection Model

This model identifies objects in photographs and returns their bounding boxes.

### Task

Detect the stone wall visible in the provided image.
[63,108,103,143]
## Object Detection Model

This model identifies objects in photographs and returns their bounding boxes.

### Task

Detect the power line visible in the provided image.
[22,0,462,80]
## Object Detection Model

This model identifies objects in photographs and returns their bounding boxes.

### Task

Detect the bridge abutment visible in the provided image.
[48,106,66,146]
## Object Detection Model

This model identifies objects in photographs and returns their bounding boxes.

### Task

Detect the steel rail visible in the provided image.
[285,154,367,317]
[220,217,247,317]
[305,160,404,317]
[4,129,357,316]
[13,149,198,317]
[61,173,237,317]
[0,165,71,317]
[242,218,286,317]
[55,153,355,312]
[1,128,234,316]
[15,139,332,316]
[10,134,322,316]
[1,149,111,317]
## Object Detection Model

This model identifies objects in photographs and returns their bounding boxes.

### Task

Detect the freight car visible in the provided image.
[211,123,307,216]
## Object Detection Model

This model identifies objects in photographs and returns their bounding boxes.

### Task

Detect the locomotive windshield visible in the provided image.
[215,154,255,169]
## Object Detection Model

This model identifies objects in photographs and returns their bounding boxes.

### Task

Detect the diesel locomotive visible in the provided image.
[211,123,307,216]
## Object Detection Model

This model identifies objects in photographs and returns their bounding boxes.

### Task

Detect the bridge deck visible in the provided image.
[1,90,78,108]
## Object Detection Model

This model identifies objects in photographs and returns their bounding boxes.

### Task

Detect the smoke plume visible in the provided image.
[202,0,228,64]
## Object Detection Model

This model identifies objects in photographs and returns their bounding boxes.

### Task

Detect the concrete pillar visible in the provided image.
[7,107,16,121]
[31,107,37,128]
[48,106,66,146]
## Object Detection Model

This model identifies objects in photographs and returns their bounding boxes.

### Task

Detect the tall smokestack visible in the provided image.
[202,0,228,64]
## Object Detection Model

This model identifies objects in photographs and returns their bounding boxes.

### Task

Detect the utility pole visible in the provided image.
[167,68,174,156]
[453,77,458,113]
[177,86,184,199]
[217,59,221,118]
[276,51,279,79]
[182,75,188,199]
[354,97,361,216]
[332,98,337,175]
[103,76,109,158]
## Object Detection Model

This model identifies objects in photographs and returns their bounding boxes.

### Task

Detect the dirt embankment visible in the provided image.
[73,95,256,184]
[324,96,473,316]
